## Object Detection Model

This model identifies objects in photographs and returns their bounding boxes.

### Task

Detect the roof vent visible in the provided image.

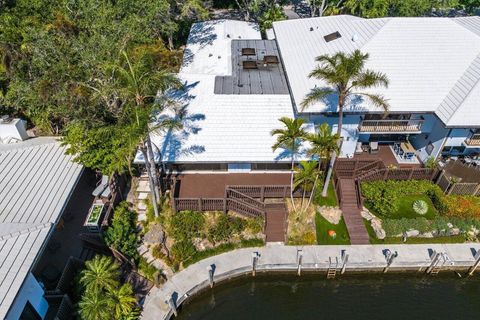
[309,27,314,31]
[242,48,256,56]
[324,31,341,43]
[0,115,13,124]
[352,33,359,42]
[243,61,258,70]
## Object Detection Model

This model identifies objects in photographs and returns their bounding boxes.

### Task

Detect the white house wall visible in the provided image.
[411,117,449,161]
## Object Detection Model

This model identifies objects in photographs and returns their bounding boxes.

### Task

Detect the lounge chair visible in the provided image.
[92,175,108,197]
[369,141,379,154]
[355,142,363,154]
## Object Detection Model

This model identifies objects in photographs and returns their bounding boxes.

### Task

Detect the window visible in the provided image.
[324,31,341,42]
[19,302,41,320]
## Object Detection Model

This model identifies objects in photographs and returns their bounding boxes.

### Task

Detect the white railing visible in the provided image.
[359,118,424,133]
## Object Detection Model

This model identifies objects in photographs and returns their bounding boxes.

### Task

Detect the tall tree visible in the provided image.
[293,160,319,211]
[108,283,137,319]
[111,50,182,217]
[78,290,111,320]
[301,50,389,197]
[305,123,340,206]
[271,117,307,211]
[80,255,120,294]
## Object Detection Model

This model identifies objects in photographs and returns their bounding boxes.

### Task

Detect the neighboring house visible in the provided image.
[273,15,480,162]
[0,131,83,319]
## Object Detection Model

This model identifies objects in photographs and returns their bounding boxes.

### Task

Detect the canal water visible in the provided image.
[175,273,480,319]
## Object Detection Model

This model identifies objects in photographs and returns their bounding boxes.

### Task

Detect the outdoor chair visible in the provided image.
[369,141,379,154]
[355,142,363,154]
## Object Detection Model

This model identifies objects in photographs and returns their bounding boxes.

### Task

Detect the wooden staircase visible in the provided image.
[338,179,370,245]
[264,202,287,243]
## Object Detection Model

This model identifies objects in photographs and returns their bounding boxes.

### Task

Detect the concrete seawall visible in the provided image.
[141,243,480,320]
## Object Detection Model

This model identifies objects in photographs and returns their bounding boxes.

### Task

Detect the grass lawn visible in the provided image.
[366,194,437,220]
[313,181,338,207]
[364,219,465,244]
[315,213,350,245]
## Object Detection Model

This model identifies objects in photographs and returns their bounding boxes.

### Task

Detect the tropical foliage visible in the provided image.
[301,50,389,197]
[78,255,138,320]
[104,202,139,261]
[271,117,308,210]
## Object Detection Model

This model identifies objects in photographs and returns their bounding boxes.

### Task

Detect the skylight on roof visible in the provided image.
[324,31,342,42]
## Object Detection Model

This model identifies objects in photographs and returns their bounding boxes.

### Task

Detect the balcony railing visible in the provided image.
[465,133,480,146]
[358,118,424,133]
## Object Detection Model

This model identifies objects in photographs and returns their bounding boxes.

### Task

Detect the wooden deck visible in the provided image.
[264,203,287,242]
[337,179,369,245]
[353,145,421,169]
[444,160,480,183]
[173,173,291,198]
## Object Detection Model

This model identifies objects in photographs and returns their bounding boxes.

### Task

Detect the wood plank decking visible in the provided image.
[337,179,370,245]
[264,203,287,242]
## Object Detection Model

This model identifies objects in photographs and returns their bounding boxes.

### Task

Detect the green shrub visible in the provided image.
[171,239,197,263]
[207,213,246,244]
[412,200,428,215]
[246,216,264,234]
[169,211,205,241]
[361,180,444,217]
[138,256,160,282]
[427,187,448,215]
[382,217,430,236]
[104,202,139,261]
[443,195,480,219]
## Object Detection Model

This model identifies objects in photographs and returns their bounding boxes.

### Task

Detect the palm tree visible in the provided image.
[80,255,120,294]
[113,50,182,217]
[108,283,137,319]
[78,290,111,320]
[271,117,307,211]
[293,160,319,211]
[306,123,340,206]
[301,50,389,197]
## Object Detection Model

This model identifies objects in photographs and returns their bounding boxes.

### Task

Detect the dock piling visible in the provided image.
[341,250,349,274]
[167,296,177,317]
[252,252,259,276]
[207,265,214,288]
[468,249,480,276]
[297,249,303,276]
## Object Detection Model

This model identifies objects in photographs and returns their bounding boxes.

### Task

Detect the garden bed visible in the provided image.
[361,180,480,243]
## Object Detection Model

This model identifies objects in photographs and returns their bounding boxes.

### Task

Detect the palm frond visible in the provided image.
[300,87,335,111]
[355,92,390,113]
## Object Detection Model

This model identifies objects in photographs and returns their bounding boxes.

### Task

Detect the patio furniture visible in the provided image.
[399,142,415,160]
[92,175,109,197]
[355,142,363,154]
[369,141,379,154]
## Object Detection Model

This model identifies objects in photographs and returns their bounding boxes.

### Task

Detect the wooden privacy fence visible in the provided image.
[173,198,265,218]
[357,167,437,182]
[436,170,480,196]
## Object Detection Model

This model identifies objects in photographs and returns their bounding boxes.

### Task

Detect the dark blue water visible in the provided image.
[175,274,480,320]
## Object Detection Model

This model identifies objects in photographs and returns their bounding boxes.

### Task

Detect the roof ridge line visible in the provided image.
[451,16,480,38]
[0,222,52,242]
[436,52,480,124]
[357,18,392,51]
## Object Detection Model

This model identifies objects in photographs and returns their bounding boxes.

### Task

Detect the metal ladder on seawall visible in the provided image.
[327,257,339,279]
[430,253,447,276]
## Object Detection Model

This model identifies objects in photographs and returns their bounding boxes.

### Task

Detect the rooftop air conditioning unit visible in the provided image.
[0,117,29,143]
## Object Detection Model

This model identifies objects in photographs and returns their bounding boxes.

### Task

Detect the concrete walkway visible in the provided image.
[141,243,480,320]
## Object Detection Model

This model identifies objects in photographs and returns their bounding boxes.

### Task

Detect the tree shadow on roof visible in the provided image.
[182,21,219,68]
[155,80,206,162]
[307,87,369,113]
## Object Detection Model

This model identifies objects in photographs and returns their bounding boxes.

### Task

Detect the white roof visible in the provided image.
[0,137,83,318]
[143,20,302,163]
[180,20,261,76]
[148,74,295,163]
[273,16,480,127]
